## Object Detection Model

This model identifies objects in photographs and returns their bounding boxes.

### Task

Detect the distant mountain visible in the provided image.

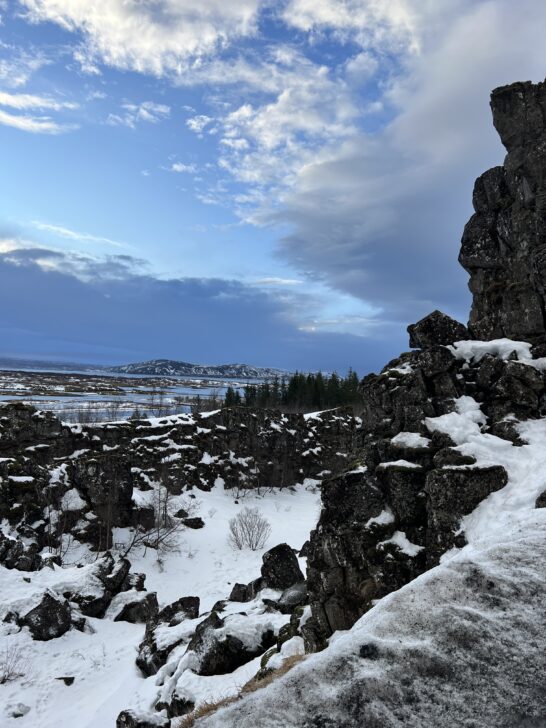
[108,358,285,379]
[0,357,105,373]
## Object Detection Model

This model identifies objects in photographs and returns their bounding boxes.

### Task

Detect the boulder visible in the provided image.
[408,310,469,349]
[114,592,159,624]
[261,543,304,590]
[116,709,170,728]
[136,596,200,676]
[19,591,71,640]
[187,611,277,676]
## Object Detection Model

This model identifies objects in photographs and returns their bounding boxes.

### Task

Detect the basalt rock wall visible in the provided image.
[460,80,546,346]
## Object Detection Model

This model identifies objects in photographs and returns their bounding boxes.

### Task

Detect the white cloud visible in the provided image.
[170,162,197,173]
[31,221,127,249]
[186,114,214,134]
[0,107,74,133]
[0,43,51,88]
[0,90,78,110]
[19,0,261,76]
[106,100,170,128]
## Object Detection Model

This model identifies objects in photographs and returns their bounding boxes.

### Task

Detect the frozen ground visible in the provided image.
[0,483,320,727]
[199,399,546,727]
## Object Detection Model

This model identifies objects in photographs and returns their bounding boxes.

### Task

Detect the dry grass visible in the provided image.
[174,654,306,727]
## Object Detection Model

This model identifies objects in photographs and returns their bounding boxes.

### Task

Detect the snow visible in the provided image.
[390,431,430,448]
[424,395,486,445]
[449,337,546,370]
[365,508,395,528]
[0,483,321,727]
[196,388,546,727]
[377,459,422,469]
[379,530,423,557]
[61,488,87,512]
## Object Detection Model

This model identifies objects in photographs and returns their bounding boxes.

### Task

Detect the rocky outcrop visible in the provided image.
[0,403,362,555]
[408,310,469,348]
[460,80,546,346]
[302,79,546,651]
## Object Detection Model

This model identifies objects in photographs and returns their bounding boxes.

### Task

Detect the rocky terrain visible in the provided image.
[2,78,546,728]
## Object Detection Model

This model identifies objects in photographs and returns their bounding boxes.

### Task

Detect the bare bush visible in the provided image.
[0,643,28,684]
[228,507,272,551]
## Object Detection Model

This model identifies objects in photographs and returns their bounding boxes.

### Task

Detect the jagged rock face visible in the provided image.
[460,80,546,344]
[304,343,546,651]
[0,402,362,555]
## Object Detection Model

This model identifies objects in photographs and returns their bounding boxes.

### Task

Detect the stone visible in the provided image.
[116,709,170,728]
[182,516,205,529]
[408,310,469,349]
[261,543,304,590]
[460,80,546,344]
[426,466,508,564]
[229,583,249,602]
[114,592,159,624]
[135,596,200,676]
[187,611,276,676]
[19,591,71,641]
[536,490,546,509]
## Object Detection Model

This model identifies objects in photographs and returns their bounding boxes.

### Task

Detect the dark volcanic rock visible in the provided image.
[0,532,42,571]
[425,466,508,564]
[19,591,71,640]
[187,611,276,676]
[116,710,170,728]
[136,596,200,676]
[114,592,159,624]
[460,80,546,344]
[408,310,469,349]
[261,543,304,590]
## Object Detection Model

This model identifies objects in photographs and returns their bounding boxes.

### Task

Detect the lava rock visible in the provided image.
[408,310,469,349]
[114,592,159,624]
[261,543,304,590]
[426,466,508,564]
[19,591,71,641]
[116,709,170,728]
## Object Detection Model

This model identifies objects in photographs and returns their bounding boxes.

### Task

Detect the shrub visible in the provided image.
[228,507,272,551]
[0,643,27,684]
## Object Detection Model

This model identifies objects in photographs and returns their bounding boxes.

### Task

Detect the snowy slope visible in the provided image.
[0,484,320,727]
[198,401,546,727]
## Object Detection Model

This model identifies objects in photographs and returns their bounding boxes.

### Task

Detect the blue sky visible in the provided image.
[1,0,546,372]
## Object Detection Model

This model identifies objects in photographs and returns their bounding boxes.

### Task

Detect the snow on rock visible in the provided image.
[390,431,431,449]
[425,395,486,445]
[449,338,546,370]
[200,520,546,727]
[379,530,424,557]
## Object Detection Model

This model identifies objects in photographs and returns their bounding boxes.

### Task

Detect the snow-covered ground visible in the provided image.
[0,483,321,727]
[199,398,546,726]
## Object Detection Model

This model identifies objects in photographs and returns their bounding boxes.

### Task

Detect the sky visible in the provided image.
[1,0,546,373]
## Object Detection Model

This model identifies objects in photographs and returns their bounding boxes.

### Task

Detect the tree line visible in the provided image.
[224,370,362,413]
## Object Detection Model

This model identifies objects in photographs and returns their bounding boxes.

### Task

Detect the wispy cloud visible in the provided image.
[107,100,170,128]
[31,222,128,249]
[0,108,74,134]
[0,90,78,110]
[255,277,302,286]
